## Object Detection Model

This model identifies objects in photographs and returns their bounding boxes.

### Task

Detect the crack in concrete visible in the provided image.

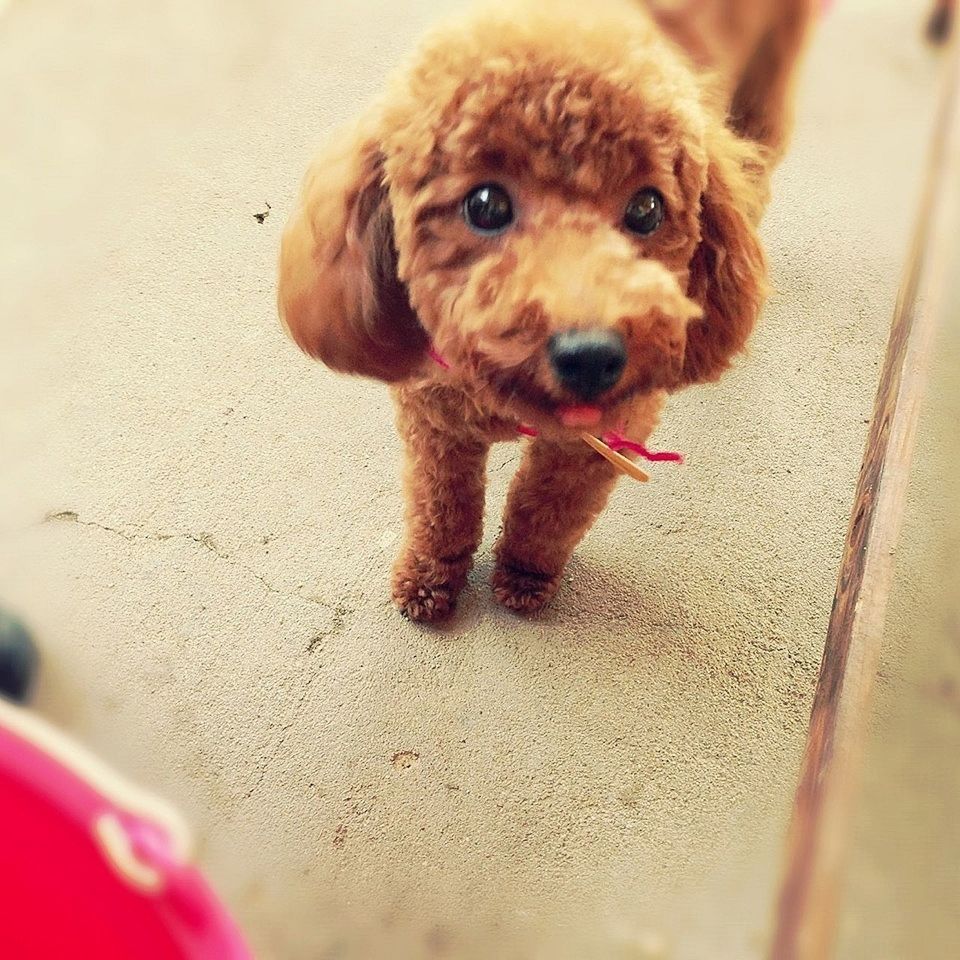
[45,509,354,803]
[307,603,350,654]
[45,510,330,610]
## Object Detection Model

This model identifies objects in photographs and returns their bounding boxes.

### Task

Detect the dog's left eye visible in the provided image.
[463,184,515,235]
[624,188,666,236]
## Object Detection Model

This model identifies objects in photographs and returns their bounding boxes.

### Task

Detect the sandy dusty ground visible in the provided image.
[0,1,956,957]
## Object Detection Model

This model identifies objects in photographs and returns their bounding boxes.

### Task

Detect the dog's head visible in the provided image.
[279,4,767,431]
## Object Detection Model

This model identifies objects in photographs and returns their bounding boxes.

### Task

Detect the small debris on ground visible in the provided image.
[391,750,420,770]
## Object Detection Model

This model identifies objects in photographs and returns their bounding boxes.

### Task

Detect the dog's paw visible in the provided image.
[392,553,467,624]
[392,579,457,623]
[492,562,559,615]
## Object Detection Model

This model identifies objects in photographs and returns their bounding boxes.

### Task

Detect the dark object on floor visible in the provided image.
[0,610,39,704]
[928,0,955,44]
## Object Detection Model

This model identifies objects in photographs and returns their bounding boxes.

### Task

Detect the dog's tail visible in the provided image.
[928,0,956,45]
[728,0,818,161]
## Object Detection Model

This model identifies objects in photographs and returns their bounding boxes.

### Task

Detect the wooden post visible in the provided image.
[768,34,960,960]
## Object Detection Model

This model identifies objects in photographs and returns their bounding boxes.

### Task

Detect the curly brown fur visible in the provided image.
[279,0,814,622]
[493,440,622,613]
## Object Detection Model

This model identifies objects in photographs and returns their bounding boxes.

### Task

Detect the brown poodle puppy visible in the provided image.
[279,0,815,622]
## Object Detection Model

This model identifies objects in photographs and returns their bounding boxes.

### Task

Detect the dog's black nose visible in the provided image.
[548,330,627,400]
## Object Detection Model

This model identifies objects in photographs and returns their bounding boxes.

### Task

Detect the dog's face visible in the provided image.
[280,6,767,432]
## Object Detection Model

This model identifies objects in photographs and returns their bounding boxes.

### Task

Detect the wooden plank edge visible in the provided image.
[768,33,960,960]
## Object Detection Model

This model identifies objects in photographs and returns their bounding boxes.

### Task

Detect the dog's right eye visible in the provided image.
[624,188,666,236]
[463,184,514,235]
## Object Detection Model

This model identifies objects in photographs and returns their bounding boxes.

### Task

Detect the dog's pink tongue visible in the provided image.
[559,406,603,428]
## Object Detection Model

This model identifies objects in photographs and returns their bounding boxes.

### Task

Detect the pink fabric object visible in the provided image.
[602,431,685,465]
[428,346,451,370]
[0,702,252,960]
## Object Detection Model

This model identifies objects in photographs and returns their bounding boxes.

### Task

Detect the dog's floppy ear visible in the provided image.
[278,128,428,383]
[682,125,768,385]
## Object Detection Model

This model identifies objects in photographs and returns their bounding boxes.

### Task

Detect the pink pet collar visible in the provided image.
[428,347,684,480]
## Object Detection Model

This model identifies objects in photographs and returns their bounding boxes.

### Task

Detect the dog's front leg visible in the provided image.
[391,395,490,623]
[494,439,619,614]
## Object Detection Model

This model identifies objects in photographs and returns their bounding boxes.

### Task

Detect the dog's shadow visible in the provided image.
[426,553,696,659]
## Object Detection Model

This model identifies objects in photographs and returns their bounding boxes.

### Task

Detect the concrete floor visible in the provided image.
[0,1,955,957]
